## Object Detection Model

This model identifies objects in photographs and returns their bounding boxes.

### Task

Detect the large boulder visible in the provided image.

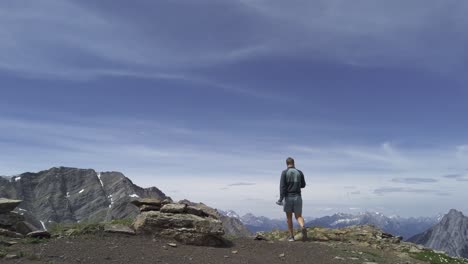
[133,211,224,246]
[0,198,22,214]
[15,221,38,235]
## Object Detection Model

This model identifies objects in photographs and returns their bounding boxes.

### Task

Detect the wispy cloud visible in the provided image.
[391,178,438,184]
[228,182,256,186]
[1,0,467,81]
[442,173,468,182]
[374,187,449,196]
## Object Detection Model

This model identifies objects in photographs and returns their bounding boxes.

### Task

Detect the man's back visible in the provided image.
[280,167,306,197]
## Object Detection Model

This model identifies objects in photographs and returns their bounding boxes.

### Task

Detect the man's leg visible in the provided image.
[294,213,305,228]
[295,196,307,241]
[286,212,294,238]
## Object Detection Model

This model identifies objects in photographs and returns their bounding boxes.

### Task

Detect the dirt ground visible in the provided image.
[1,233,423,264]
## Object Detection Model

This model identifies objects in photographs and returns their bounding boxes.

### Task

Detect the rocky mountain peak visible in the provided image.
[408,209,468,258]
[446,209,464,219]
[0,167,167,230]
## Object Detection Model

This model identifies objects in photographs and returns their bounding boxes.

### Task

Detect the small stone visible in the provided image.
[5,254,19,259]
[231,250,238,254]
[279,253,285,258]
[162,246,168,250]
[224,255,229,258]
[334,256,345,260]
[104,224,136,235]
[168,243,177,247]
[409,246,422,253]
[254,234,267,241]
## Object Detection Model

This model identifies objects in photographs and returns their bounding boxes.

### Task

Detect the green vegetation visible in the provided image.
[21,237,47,244]
[109,218,133,226]
[49,222,105,236]
[409,251,468,264]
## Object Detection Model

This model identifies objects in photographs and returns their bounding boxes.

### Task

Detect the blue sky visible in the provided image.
[1,0,468,218]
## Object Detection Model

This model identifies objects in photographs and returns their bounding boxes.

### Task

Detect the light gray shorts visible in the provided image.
[284,195,302,214]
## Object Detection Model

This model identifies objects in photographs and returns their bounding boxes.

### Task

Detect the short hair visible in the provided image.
[286,157,295,166]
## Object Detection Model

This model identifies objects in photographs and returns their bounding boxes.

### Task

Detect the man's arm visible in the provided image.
[279,170,287,201]
[300,170,306,188]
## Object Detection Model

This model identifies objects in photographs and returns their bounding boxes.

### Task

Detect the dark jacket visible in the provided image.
[279,167,306,201]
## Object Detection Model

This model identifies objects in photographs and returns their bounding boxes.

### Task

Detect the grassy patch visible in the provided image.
[20,237,47,244]
[223,234,240,241]
[109,218,133,226]
[49,222,105,236]
[409,251,468,264]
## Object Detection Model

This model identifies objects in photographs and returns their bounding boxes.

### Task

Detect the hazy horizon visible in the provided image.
[1,0,468,219]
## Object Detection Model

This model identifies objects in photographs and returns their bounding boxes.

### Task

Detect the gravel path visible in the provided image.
[1,234,422,264]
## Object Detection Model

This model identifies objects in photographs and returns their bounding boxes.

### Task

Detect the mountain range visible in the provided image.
[306,211,441,240]
[0,167,249,236]
[220,210,440,240]
[218,210,289,233]
[408,209,468,258]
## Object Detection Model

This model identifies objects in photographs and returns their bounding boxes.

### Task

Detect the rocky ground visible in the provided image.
[0,233,425,264]
[2,198,468,264]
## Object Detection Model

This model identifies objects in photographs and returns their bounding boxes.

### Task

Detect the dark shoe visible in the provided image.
[287,236,295,242]
[301,227,308,241]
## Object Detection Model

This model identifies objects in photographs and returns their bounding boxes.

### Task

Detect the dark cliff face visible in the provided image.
[0,167,166,230]
[408,209,468,258]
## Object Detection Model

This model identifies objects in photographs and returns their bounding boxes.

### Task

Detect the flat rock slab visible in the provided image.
[139,204,161,212]
[0,198,22,213]
[104,224,136,235]
[27,230,51,239]
[160,203,187,214]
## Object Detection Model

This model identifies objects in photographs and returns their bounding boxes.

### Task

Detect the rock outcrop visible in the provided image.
[179,200,251,237]
[132,198,225,246]
[408,209,468,258]
[0,167,167,230]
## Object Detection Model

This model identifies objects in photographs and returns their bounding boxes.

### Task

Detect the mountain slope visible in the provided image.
[408,209,468,258]
[0,167,167,230]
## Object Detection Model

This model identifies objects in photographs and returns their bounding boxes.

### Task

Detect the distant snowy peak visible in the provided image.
[307,211,440,240]
[225,210,240,219]
[218,210,240,219]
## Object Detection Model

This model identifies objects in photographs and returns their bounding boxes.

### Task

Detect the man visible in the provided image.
[276,157,307,242]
